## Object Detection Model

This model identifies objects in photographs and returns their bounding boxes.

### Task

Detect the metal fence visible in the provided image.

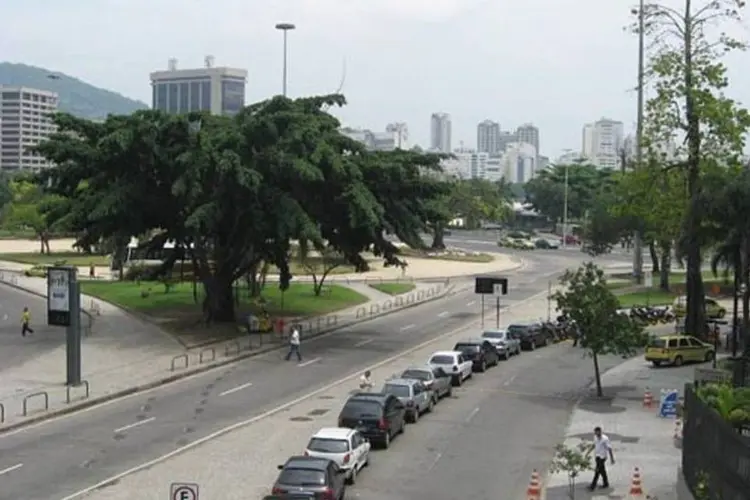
[731,354,750,388]
[682,384,750,500]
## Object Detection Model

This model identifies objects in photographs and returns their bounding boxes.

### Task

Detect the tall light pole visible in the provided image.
[275,23,296,96]
[632,0,646,283]
[562,164,569,249]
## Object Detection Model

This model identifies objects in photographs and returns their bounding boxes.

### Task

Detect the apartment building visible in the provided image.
[0,86,59,171]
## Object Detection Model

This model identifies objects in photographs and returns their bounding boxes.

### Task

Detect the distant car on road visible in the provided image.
[381,378,434,423]
[304,427,370,484]
[337,393,406,449]
[672,296,726,319]
[481,329,521,358]
[271,456,347,499]
[508,323,548,350]
[535,238,559,249]
[399,365,453,402]
[453,339,500,372]
[428,350,473,386]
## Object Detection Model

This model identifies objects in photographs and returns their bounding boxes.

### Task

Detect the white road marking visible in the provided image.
[298,357,321,367]
[438,312,449,318]
[354,338,374,347]
[0,463,22,476]
[400,324,415,331]
[427,452,443,471]
[219,382,253,396]
[59,287,553,500]
[113,417,155,434]
[503,375,516,387]
[467,301,476,306]
[465,407,480,423]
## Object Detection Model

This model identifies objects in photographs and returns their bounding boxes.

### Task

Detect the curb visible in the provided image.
[0,283,457,435]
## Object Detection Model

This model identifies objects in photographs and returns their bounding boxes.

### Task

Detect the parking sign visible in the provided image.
[170,483,198,500]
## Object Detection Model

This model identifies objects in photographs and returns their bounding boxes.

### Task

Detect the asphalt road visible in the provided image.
[0,249,632,500]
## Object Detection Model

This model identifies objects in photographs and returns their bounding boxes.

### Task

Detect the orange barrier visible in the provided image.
[629,467,644,496]
[526,469,541,500]
[673,419,683,440]
[642,388,653,408]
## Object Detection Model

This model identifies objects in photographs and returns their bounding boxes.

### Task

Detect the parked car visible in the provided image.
[672,296,726,319]
[481,329,521,358]
[337,393,406,449]
[304,427,370,484]
[382,378,434,423]
[508,323,548,350]
[272,456,347,500]
[534,238,559,249]
[453,339,500,371]
[644,334,715,367]
[399,365,453,402]
[428,350,473,386]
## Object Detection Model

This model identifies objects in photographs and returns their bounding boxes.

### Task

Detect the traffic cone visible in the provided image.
[629,467,644,496]
[673,419,682,440]
[642,388,653,408]
[526,469,541,499]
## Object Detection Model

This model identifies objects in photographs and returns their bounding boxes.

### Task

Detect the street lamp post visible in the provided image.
[632,0,646,283]
[562,164,569,249]
[275,23,296,97]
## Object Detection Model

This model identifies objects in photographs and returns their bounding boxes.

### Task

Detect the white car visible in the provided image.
[304,427,370,484]
[428,350,473,386]
[481,329,521,358]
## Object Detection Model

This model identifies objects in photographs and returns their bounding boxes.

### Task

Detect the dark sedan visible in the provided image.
[453,339,500,372]
[272,456,347,499]
[508,323,548,350]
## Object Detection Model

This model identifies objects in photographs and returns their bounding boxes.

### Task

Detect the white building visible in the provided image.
[477,120,501,155]
[340,124,409,151]
[430,112,452,153]
[0,86,59,171]
[500,142,536,183]
[439,151,488,179]
[515,123,540,160]
[150,56,247,116]
[582,118,624,169]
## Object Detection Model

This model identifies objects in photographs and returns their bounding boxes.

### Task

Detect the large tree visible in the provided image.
[636,0,750,335]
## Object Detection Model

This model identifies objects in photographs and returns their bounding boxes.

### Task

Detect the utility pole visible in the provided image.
[632,0,646,283]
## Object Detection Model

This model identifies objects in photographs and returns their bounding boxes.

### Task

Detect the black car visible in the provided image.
[453,339,500,372]
[508,323,548,350]
[271,456,347,500]
[338,393,406,449]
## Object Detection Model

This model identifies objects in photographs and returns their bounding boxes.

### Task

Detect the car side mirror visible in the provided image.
[277,464,284,470]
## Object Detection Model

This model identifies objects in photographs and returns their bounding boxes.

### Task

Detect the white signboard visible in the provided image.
[645,273,653,288]
[170,483,199,500]
[47,269,70,312]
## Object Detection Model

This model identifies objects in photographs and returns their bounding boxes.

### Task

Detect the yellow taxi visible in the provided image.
[645,335,715,367]
[672,296,726,319]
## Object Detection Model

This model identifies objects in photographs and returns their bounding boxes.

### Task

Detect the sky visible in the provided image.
[3,0,750,159]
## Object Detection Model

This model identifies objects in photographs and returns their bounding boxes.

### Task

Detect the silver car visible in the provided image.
[399,365,453,403]
[381,378,434,423]
[481,329,521,358]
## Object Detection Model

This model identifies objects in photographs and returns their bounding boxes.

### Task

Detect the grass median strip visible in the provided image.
[369,282,416,295]
[617,289,676,308]
[0,251,110,267]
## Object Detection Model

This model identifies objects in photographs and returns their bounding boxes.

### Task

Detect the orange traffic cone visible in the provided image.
[673,419,683,440]
[642,388,653,408]
[526,469,541,499]
[629,467,644,496]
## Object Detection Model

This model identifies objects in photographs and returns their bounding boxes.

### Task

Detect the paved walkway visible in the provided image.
[543,356,697,500]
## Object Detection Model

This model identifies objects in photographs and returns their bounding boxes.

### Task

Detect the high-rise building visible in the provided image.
[430,112,452,153]
[582,118,624,169]
[477,120,501,155]
[501,142,537,183]
[149,56,247,116]
[515,123,540,159]
[0,86,58,171]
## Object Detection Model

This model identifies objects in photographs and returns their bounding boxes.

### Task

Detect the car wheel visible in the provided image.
[347,466,357,485]
[412,410,419,423]
[718,309,726,318]
[704,351,715,362]
[427,398,434,413]
[530,341,535,351]
[454,375,462,387]
[382,432,390,449]
[674,355,684,367]
[652,360,662,367]
[446,386,453,397]
[479,360,487,372]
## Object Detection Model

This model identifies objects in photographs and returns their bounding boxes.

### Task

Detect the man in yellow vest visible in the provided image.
[21,307,33,336]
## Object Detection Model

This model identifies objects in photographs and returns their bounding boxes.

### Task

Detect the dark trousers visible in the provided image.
[590,457,609,488]
[285,344,301,361]
[21,322,33,336]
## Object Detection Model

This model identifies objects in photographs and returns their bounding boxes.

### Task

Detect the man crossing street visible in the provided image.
[285,327,302,362]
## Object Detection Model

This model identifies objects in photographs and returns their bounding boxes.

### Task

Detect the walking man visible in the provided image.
[589,426,614,490]
[21,306,33,337]
[285,327,302,362]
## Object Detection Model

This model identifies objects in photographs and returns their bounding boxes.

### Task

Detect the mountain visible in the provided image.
[0,62,148,119]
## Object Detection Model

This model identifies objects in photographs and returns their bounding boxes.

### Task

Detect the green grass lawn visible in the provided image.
[79,280,368,317]
[612,270,729,285]
[369,282,416,295]
[0,251,110,267]
[617,289,676,308]
[397,247,494,263]
[606,280,631,290]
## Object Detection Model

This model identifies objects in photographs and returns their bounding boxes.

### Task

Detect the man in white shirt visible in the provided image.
[285,328,302,362]
[359,370,373,391]
[589,426,614,490]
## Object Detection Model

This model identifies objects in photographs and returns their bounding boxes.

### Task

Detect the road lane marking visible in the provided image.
[0,463,22,476]
[467,301,476,306]
[465,407,480,423]
[219,382,253,396]
[400,324,415,331]
[354,338,374,347]
[427,452,442,471]
[503,375,516,386]
[114,417,155,434]
[298,358,321,367]
[59,286,555,500]
[437,312,449,318]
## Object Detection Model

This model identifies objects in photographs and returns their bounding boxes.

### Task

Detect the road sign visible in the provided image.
[170,483,199,500]
[658,389,679,418]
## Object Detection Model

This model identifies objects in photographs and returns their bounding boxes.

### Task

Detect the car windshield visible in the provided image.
[341,400,381,418]
[454,343,480,352]
[383,384,411,398]
[307,437,349,453]
[401,369,430,381]
[430,355,454,365]
[648,338,667,348]
[507,325,528,335]
[278,468,326,486]
[482,331,504,339]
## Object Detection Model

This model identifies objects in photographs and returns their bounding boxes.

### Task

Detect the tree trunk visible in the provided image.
[649,241,660,273]
[592,351,603,398]
[659,241,671,291]
[202,275,236,322]
[732,263,740,357]
[431,222,446,249]
[743,236,750,354]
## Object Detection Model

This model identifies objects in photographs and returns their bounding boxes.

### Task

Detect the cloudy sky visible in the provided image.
[3,0,750,158]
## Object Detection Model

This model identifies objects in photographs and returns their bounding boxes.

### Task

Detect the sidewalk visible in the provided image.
[543,356,696,500]
[0,269,454,431]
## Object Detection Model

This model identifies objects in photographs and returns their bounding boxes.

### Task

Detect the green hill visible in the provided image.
[0,62,148,119]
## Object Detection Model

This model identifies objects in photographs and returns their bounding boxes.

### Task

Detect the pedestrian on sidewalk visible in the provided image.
[589,426,614,491]
[359,370,373,391]
[285,327,302,362]
[21,306,33,337]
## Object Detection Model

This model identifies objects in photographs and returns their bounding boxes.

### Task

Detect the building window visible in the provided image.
[168,83,179,113]
[190,82,201,111]
[179,83,189,113]
[155,84,167,111]
[2,92,20,100]
[221,80,245,115]
[201,81,211,110]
